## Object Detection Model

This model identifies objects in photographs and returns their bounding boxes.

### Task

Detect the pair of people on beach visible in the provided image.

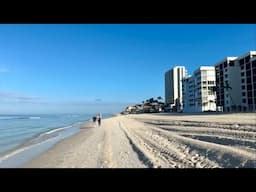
[92,114,101,126]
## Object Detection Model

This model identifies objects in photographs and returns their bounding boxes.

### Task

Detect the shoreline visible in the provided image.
[21,113,256,168]
[22,121,108,168]
[0,122,83,168]
[0,114,114,168]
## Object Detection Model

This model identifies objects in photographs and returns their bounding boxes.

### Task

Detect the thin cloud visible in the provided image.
[0,68,8,73]
[0,92,40,101]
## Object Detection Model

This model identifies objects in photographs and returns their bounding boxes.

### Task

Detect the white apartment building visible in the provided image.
[182,75,195,112]
[215,51,256,112]
[183,66,216,112]
[165,66,187,111]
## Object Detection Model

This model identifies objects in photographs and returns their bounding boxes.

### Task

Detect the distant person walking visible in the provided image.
[98,113,102,126]
[92,116,97,123]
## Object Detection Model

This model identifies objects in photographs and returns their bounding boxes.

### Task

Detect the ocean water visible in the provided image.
[0,113,112,167]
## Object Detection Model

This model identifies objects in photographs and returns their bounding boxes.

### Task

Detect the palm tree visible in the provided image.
[224,81,235,111]
[157,96,163,102]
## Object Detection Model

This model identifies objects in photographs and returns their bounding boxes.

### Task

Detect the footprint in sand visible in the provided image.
[191,155,200,163]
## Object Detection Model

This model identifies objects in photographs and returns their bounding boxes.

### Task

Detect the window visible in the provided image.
[224,61,227,68]
[241,66,244,70]
[229,61,234,66]
[252,60,256,68]
[241,79,245,83]
[203,81,207,84]
[208,86,216,91]
[226,100,229,104]
[246,71,251,76]
[247,84,252,90]
[239,59,244,65]
[225,74,228,78]
[242,92,246,96]
[208,87,215,95]
[248,99,253,104]
[241,72,244,77]
[246,63,251,70]
[242,99,246,103]
[253,68,256,75]
[245,56,250,63]
[248,91,252,97]
[242,85,245,90]
[208,81,214,85]
[247,77,251,84]
[201,71,207,77]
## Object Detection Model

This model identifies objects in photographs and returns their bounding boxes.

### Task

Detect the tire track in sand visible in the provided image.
[122,121,218,168]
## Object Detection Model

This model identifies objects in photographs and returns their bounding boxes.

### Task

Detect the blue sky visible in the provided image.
[0,24,255,114]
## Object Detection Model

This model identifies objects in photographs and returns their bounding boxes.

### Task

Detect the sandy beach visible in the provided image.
[22,113,256,168]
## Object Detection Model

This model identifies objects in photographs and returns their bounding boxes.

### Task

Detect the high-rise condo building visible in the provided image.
[183,66,216,112]
[165,66,187,111]
[215,51,256,112]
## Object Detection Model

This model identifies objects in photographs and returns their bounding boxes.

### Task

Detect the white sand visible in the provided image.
[22,113,256,168]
